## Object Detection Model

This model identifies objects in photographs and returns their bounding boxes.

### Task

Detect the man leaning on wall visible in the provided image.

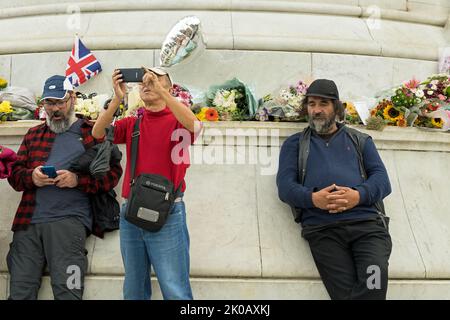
[276,79,393,300]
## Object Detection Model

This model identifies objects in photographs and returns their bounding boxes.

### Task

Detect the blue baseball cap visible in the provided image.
[41,75,74,100]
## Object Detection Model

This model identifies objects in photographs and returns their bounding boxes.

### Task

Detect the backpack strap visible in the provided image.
[291,127,311,223]
[343,126,368,181]
[298,127,311,185]
[343,127,388,220]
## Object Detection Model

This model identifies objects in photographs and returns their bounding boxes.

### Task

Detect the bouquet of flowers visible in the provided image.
[368,77,425,127]
[0,99,34,121]
[369,99,407,127]
[173,84,194,107]
[415,74,450,130]
[255,80,308,122]
[343,101,362,125]
[369,74,450,130]
[74,93,109,120]
[203,78,257,121]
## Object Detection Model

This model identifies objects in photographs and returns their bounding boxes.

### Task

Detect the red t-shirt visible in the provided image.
[113,107,196,199]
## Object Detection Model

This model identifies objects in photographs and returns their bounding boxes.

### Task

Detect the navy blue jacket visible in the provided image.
[276,125,391,226]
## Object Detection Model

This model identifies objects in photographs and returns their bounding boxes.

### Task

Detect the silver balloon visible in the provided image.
[160,16,206,68]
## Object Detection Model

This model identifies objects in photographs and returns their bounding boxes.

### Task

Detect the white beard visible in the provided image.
[46,105,76,134]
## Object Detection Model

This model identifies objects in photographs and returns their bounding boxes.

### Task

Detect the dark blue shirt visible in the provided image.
[32,119,92,230]
[276,125,391,226]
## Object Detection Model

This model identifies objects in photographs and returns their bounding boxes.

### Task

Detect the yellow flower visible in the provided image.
[0,101,13,114]
[0,77,7,89]
[431,118,443,128]
[196,107,208,122]
[383,104,402,122]
[344,102,357,116]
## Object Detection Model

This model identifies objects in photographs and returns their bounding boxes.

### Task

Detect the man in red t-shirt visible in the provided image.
[93,67,200,300]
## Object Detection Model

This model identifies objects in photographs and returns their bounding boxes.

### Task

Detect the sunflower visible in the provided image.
[205,108,219,121]
[344,102,357,116]
[431,118,443,128]
[383,104,402,122]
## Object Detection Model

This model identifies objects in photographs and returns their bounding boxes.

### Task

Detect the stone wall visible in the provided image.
[0,0,449,299]
[1,121,450,299]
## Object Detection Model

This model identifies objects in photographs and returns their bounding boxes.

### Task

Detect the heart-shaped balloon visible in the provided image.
[160,16,206,68]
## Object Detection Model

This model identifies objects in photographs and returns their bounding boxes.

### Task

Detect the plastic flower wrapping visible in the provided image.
[255,80,308,122]
[197,78,257,121]
[0,81,37,121]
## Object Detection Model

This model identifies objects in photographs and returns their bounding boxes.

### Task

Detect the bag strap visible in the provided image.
[130,117,141,186]
[298,126,311,185]
[343,127,387,218]
[129,117,184,197]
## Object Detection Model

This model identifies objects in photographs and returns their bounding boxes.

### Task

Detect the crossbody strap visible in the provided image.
[129,117,183,196]
[130,117,141,186]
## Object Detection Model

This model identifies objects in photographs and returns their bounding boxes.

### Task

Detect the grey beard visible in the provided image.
[46,107,75,134]
[309,115,336,134]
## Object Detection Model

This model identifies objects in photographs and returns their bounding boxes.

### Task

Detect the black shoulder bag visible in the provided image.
[125,118,182,232]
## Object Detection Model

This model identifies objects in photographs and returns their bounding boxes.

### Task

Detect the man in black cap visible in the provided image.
[276,79,392,299]
[7,75,122,299]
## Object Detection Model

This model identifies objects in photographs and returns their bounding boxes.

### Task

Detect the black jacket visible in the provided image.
[70,140,123,238]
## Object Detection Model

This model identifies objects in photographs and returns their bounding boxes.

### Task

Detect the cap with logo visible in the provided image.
[41,75,74,100]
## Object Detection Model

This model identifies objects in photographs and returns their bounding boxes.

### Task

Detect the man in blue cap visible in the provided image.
[7,75,122,299]
[276,79,392,300]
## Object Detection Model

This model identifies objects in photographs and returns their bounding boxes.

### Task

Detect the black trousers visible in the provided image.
[7,217,88,300]
[302,218,392,300]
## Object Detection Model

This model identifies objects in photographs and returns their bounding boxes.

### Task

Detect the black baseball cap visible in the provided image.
[305,79,340,100]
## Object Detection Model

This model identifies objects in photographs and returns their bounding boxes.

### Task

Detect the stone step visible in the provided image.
[1,273,450,300]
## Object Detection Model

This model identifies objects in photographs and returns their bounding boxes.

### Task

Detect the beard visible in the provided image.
[309,111,336,134]
[46,104,75,134]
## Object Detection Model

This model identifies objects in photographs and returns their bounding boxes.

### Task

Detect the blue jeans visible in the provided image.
[119,200,193,300]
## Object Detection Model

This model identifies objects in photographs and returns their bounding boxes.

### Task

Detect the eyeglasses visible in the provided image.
[43,97,70,108]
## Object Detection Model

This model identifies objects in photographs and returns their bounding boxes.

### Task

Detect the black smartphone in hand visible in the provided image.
[118,68,144,82]
[41,165,57,178]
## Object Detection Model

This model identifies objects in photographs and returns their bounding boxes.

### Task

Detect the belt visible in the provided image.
[174,197,183,202]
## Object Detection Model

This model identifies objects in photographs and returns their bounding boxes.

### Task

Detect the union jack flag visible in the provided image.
[65,36,102,87]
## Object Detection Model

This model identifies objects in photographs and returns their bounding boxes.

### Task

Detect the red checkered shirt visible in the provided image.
[7,119,123,232]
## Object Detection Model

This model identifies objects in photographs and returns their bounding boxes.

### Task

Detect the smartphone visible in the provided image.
[119,68,144,82]
[41,165,57,178]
